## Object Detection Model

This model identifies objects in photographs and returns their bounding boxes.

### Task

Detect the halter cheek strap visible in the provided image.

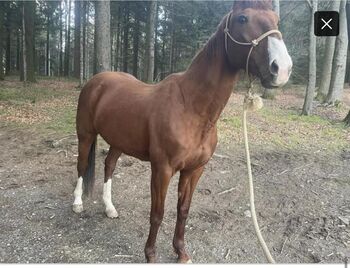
[224,12,282,81]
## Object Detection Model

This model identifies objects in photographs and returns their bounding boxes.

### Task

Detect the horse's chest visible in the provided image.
[178,127,217,170]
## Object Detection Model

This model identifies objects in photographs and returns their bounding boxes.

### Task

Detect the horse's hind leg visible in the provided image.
[73,133,96,213]
[103,147,122,218]
[173,166,204,263]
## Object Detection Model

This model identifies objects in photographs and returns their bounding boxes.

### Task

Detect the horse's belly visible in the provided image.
[98,126,150,160]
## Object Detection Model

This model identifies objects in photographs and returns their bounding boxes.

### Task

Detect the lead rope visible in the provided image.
[224,11,280,263]
[243,94,275,264]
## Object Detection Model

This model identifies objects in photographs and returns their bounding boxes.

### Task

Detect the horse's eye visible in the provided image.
[237,15,248,24]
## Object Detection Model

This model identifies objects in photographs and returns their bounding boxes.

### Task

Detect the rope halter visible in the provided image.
[224,11,282,88]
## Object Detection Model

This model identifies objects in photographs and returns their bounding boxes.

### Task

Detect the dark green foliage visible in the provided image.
[0,0,347,88]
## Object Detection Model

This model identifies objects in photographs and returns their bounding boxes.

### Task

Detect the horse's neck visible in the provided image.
[180,34,239,125]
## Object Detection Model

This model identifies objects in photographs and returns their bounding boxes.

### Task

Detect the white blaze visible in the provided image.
[268,36,293,86]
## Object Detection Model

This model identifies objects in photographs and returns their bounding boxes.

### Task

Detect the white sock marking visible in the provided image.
[103,179,116,212]
[73,176,83,205]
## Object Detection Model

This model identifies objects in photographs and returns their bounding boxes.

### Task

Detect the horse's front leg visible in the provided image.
[144,162,173,263]
[173,166,204,263]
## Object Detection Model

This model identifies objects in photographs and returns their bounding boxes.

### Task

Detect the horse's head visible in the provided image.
[225,0,292,88]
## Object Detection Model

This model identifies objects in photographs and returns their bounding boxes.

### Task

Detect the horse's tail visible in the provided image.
[83,137,97,196]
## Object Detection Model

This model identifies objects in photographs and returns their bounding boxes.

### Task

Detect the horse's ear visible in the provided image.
[232,0,273,11]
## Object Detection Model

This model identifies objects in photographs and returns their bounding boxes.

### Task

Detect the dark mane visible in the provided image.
[204,20,226,60]
[190,0,273,66]
[198,0,274,61]
[232,0,273,10]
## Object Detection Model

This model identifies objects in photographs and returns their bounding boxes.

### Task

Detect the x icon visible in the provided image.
[314,11,339,36]
[321,18,333,30]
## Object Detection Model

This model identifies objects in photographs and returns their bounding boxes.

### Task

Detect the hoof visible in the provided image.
[146,256,156,263]
[72,204,84,214]
[105,208,119,218]
[178,258,192,264]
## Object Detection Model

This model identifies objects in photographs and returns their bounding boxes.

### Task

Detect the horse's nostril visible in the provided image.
[270,60,279,76]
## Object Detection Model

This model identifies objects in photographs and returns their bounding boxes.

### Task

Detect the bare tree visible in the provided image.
[122,3,130,73]
[59,1,63,76]
[324,0,348,105]
[21,1,36,83]
[64,0,71,76]
[22,3,27,84]
[132,9,140,77]
[169,2,175,74]
[272,0,280,17]
[143,0,157,82]
[301,0,317,115]
[94,0,111,74]
[74,0,81,79]
[82,1,87,80]
[0,2,4,80]
[316,0,341,101]
[45,9,50,76]
[79,1,84,86]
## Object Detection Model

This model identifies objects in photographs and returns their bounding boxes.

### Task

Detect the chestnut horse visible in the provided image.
[72,0,292,263]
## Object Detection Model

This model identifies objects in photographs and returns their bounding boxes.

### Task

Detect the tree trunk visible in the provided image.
[317,0,341,101]
[272,0,280,17]
[344,110,350,126]
[94,0,111,74]
[316,1,341,101]
[122,4,129,73]
[79,1,84,85]
[345,1,350,84]
[0,3,4,80]
[143,0,157,82]
[5,18,10,75]
[169,2,175,74]
[324,0,348,105]
[59,1,63,76]
[153,3,159,80]
[22,4,27,83]
[16,29,20,72]
[74,0,81,78]
[301,0,317,116]
[115,8,121,71]
[22,1,36,83]
[64,0,71,76]
[82,1,87,81]
[46,14,50,76]
[132,11,140,78]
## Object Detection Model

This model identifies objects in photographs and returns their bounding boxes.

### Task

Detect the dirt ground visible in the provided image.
[0,82,350,263]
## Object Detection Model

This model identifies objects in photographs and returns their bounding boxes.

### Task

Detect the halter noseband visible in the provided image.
[224,11,282,80]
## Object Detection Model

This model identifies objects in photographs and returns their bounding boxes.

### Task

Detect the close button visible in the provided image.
[314,11,339,36]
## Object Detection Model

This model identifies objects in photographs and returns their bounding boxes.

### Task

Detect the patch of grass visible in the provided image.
[221,116,242,128]
[0,86,67,104]
[1,79,349,152]
[260,107,330,125]
[0,79,79,135]
[44,106,76,134]
[218,95,349,152]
